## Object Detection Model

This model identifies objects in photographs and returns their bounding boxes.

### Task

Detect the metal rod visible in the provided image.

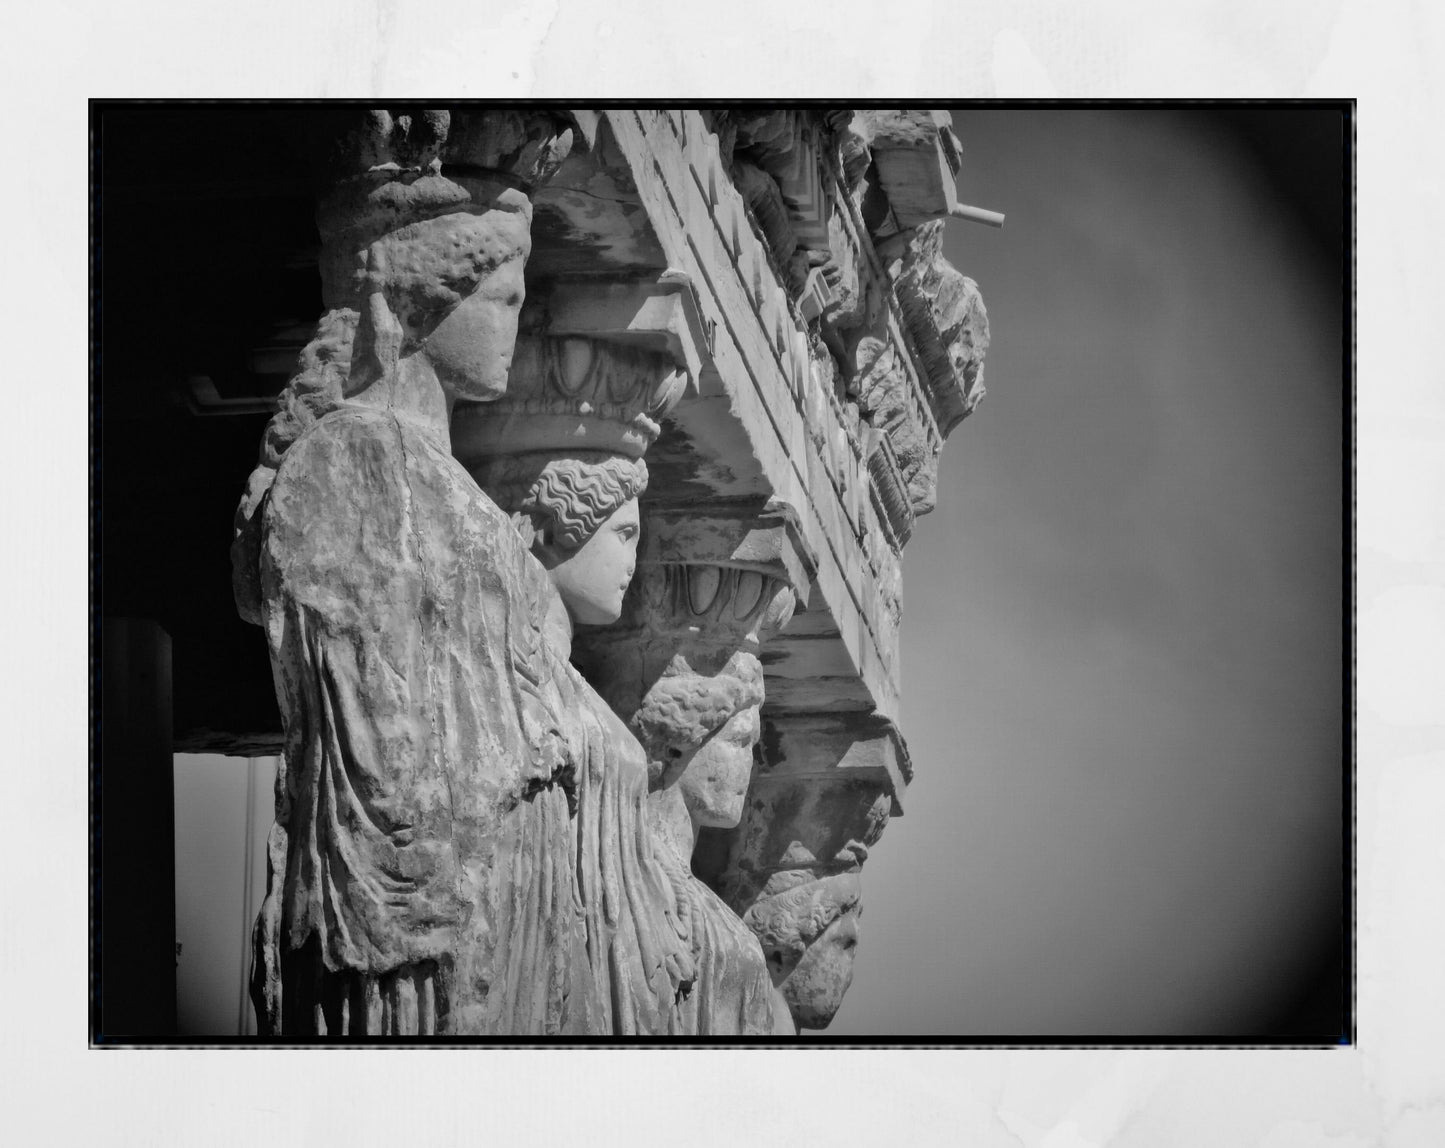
[950,203,1006,228]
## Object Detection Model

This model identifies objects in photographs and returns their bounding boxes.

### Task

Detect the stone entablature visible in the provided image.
[604,109,990,717]
[826,163,944,534]
[607,109,906,721]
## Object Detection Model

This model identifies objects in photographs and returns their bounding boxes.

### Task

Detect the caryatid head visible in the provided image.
[461,335,689,626]
[612,561,797,833]
[313,109,577,409]
[484,450,649,627]
[744,869,863,1030]
[232,109,576,624]
[632,649,767,829]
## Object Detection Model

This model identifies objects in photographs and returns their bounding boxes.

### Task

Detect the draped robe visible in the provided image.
[545,611,697,1035]
[253,405,600,1034]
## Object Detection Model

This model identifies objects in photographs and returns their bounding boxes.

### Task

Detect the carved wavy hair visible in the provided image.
[633,653,765,787]
[484,452,649,552]
[230,210,529,624]
[345,210,529,397]
[743,872,861,973]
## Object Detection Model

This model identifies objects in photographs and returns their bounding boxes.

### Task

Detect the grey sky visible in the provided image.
[823,111,1343,1036]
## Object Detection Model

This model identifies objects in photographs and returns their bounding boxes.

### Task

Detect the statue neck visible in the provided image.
[354,352,454,441]
[543,589,574,657]
[648,784,697,862]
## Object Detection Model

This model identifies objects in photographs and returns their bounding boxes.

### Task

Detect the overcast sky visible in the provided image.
[822,110,1344,1037]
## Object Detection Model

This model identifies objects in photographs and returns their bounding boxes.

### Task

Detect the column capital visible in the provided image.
[453,335,688,469]
[534,273,712,388]
[640,499,815,598]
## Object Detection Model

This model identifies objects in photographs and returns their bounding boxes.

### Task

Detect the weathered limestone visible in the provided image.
[585,110,990,1030]
[232,106,991,1035]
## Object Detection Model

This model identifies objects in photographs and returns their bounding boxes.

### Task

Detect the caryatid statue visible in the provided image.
[573,510,805,1035]
[456,333,709,1034]
[231,109,620,1035]
[701,713,898,1030]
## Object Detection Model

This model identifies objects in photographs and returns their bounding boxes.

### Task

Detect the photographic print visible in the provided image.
[92,103,1348,1044]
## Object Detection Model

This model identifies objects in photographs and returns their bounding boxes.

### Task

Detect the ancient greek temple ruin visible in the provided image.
[98,107,992,1037]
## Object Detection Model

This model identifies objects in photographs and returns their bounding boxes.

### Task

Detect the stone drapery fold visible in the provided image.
[252,405,597,1034]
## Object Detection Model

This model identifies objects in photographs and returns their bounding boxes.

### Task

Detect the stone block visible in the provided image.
[855,109,962,230]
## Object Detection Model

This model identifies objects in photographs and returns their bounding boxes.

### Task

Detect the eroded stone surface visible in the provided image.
[854,109,964,229]
[234,115,598,1032]
[887,220,992,438]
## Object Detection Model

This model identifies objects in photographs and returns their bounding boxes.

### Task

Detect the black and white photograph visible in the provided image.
[93,102,1348,1045]
[5,1,1441,1143]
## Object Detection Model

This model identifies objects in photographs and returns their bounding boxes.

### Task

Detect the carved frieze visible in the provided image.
[819,142,990,518]
[604,110,908,722]
[866,429,915,549]
[881,221,991,437]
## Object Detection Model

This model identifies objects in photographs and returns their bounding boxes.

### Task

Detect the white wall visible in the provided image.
[172,754,276,1037]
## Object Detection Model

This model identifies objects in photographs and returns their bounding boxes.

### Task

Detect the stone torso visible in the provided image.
[255,405,591,1034]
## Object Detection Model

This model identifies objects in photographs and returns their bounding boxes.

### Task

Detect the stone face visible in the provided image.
[235,114,616,1035]
[230,107,990,1036]
[748,870,862,1028]
[472,378,792,1034]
